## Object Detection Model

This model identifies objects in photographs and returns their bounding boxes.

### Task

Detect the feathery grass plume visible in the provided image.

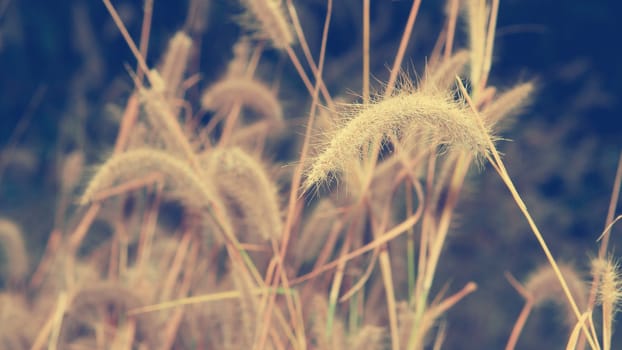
[592,258,622,350]
[58,282,158,349]
[201,77,284,128]
[138,78,197,160]
[481,81,535,130]
[0,218,28,284]
[79,149,232,238]
[202,147,282,241]
[238,0,294,49]
[524,263,588,327]
[81,149,209,205]
[303,82,493,191]
[159,31,193,99]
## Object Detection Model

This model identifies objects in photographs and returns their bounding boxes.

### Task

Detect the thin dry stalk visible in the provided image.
[363,0,370,104]
[456,78,600,349]
[30,229,62,289]
[524,263,588,325]
[464,0,487,91]
[408,178,473,350]
[159,232,192,302]
[444,0,461,60]
[291,206,423,286]
[293,199,338,269]
[284,0,335,109]
[425,282,477,324]
[384,0,422,97]
[505,272,534,350]
[136,0,153,82]
[586,152,622,324]
[338,247,379,303]
[506,300,534,350]
[184,0,210,35]
[325,213,356,336]
[592,258,621,350]
[367,187,405,350]
[48,292,68,350]
[258,2,333,348]
[566,312,594,350]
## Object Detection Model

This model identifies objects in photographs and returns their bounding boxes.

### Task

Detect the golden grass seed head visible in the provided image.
[592,257,622,310]
[238,0,295,49]
[158,31,193,98]
[201,77,284,128]
[303,84,494,191]
[203,147,283,241]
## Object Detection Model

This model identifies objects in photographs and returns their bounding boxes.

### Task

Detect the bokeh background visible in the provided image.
[1,0,621,348]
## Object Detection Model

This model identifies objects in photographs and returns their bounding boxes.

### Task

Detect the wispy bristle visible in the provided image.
[303,86,493,191]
